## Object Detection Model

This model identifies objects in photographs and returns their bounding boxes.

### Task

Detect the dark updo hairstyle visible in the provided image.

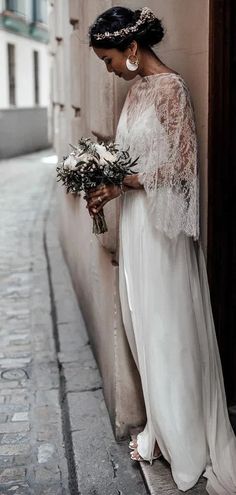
[89,6,164,51]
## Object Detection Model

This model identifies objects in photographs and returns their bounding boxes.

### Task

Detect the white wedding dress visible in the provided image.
[116,73,236,494]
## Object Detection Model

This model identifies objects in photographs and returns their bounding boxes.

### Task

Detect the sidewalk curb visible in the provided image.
[140,462,207,495]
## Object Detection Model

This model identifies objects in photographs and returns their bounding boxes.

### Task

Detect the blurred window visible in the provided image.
[25,1,33,22]
[33,0,47,24]
[33,50,39,105]
[6,0,18,11]
[7,43,16,106]
[6,0,26,17]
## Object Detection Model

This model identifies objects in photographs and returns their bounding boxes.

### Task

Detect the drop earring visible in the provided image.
[126,56,139,72]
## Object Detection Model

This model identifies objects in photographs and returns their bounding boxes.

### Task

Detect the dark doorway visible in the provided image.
[208,0,236,423]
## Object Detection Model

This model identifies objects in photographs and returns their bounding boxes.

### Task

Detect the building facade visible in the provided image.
[51,0,236,438]
[0,0,50,158]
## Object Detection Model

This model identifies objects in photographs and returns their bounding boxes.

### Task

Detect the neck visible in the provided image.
[137,48,169,77]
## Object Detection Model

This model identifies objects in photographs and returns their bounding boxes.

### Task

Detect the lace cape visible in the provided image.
[116,73,199,239]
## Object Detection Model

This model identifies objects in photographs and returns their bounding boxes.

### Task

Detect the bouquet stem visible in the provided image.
[92,210,108,235]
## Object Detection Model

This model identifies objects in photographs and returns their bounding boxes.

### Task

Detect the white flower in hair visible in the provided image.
[93,6,156,40]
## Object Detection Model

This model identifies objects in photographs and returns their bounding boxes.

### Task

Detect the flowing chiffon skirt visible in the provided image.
[119,190,236,494]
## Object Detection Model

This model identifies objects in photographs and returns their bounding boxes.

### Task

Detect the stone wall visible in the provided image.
[0,107,50,158]
[51,0,210,439]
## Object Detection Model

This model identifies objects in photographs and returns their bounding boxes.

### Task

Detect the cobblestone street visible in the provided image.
[0,151,148,495]
[0,151,69,494]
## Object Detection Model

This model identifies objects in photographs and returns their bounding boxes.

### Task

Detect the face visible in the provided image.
[93,44,138,81]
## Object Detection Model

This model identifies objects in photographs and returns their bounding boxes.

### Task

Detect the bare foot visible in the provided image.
[130,448,143,461]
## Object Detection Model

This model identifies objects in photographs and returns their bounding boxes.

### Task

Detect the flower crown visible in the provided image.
[93,7,156,41]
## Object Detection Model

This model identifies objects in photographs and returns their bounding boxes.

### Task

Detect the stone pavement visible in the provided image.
[0,151,147,495]
[0,151,68,494]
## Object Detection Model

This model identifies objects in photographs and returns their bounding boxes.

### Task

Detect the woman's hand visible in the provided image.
[86,184,121,215]
[85,175,143,215]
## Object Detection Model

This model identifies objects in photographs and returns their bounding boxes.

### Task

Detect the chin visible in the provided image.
[122,73,137,81]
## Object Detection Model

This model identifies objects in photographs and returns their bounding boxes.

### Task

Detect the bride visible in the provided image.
[87,6,236,494]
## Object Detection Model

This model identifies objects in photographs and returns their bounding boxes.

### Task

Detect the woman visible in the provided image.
[87,6,236,494]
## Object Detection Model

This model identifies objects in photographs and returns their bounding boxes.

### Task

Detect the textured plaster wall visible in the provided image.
[52,0,210,438]
[52,0,146,439]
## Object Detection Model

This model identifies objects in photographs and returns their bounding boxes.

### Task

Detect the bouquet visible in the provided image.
[56,137,138,234]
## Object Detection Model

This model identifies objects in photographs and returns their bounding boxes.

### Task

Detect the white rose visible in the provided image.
[76,152,90,164]
[64,154,78,170]
[95,144,116,165]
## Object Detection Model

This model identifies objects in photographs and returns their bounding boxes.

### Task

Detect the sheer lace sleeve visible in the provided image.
[138,75,199,239]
